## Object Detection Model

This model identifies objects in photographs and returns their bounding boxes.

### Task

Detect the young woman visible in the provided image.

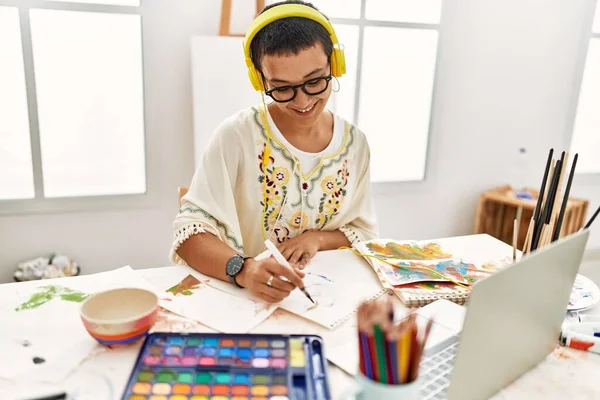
[170,0,378,303]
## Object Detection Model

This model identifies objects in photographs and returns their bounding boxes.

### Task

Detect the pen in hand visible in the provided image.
[264,239,315,304]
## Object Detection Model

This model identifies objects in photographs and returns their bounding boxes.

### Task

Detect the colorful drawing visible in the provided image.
[378,259,491,286]
[166,275,203,296]
[15,285,89,311]
[366,242,452,260]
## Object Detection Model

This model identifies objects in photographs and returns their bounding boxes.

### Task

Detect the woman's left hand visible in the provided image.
[278,231,322,269]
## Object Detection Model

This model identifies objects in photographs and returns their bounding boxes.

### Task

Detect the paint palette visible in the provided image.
[121,332,331,400]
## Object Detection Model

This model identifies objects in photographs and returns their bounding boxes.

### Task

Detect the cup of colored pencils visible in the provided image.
[351,298,433,399]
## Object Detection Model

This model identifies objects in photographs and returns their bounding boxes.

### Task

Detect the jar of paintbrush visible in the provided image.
[344,297,433,399]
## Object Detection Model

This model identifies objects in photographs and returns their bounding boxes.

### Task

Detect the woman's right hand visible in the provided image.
[237,257,306,303]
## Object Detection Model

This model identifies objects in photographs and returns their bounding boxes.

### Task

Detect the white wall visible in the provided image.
[374,0,600,250]
[1,0,598,283]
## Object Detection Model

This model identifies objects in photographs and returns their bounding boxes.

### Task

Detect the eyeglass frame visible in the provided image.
[262,72,333,103]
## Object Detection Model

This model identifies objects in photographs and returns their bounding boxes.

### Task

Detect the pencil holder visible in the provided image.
[342,372,420,400]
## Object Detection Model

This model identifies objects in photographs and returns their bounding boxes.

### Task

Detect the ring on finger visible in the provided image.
[266,275,274,287]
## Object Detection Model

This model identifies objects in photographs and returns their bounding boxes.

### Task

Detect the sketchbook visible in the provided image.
[354,234,514,307]
[155,269,276,333]
[204,249,388,329]
[0,266,156,383]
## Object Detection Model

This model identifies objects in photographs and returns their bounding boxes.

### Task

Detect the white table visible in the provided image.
[3,246,600,400]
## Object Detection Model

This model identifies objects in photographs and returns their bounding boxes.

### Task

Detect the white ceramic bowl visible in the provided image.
[80,287,159,345]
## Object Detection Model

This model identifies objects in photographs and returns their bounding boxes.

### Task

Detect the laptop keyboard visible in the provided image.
[419,342,459,400]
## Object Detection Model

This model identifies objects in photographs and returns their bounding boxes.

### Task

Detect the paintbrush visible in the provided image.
[264,239,314,303]
[553,154,578,241]
[533,159,562,250]
[533,149,554,231]
[522,217,534,255]
[585,205,600,229]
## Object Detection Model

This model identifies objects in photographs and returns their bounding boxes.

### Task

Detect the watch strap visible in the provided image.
[227,254,249,288]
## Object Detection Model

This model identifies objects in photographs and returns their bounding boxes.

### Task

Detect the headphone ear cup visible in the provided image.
[331,47,346,77]
[248,66,264,91]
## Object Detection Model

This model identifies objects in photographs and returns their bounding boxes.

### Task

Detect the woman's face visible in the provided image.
[260,44,332,127]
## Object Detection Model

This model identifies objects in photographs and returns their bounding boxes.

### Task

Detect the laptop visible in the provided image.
[418,229,590,400]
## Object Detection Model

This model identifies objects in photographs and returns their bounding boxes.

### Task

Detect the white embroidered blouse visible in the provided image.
[169,105,379,264]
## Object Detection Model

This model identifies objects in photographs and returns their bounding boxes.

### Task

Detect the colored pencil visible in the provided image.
[585,205,600,229]
[368,332,378,381]
[386,326,400,384]
[356,299,435,386]
[360,331,373,379]
[385,336,395,384]
[399,323,411,383]
[374,324,388,383]
[407,313,419,382]
[357,305,366,377]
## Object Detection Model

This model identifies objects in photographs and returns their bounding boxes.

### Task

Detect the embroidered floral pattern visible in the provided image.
[253,107,356,210]
[290,210,309,230]
[321,176,337,194]
[177,204,244,252]
[272,167,289,185]
[258,143,290,242]
[315,159,350,229]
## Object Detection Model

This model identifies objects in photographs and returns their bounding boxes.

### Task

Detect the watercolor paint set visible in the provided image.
[121,332,331,400]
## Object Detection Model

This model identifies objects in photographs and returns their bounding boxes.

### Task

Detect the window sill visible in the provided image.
[0,192,160,216]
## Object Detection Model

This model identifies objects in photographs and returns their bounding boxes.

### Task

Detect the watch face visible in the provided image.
[226,255,243,277]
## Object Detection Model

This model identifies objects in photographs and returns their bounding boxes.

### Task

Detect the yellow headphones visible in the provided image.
[243,3,346,92]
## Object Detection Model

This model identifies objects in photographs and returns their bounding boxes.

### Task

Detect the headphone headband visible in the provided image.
[243,3,346,91]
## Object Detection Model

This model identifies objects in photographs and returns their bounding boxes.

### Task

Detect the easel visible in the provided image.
[219,0,265,37]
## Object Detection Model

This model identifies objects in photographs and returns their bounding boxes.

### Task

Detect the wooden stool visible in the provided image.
[474,185,589,250]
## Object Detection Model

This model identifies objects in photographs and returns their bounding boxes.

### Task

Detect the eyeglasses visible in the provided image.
[264,75,333,103]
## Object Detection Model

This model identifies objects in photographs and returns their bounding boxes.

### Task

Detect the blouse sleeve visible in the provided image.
[339,136,379,245]
[169,120,245,265]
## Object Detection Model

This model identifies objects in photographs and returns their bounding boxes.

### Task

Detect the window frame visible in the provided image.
[329,0,442,184]
[565,0,600,176]
[0,0,157,214]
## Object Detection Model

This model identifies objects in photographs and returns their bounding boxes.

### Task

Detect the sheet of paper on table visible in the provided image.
[0,266,157,384]
[153,268,277,333]
[204,249,389,329]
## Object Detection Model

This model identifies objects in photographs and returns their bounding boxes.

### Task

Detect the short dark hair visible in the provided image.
[249,0,333,73]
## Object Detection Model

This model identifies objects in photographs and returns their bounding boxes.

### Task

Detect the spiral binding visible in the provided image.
[397,287,470,307]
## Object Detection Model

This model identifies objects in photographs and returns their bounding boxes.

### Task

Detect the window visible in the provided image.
[313,0,442,182]
[570,3,600,174]
[0,0,146,209]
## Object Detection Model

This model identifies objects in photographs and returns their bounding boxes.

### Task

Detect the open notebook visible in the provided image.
[353,234,514,307]
[191,249,388,330]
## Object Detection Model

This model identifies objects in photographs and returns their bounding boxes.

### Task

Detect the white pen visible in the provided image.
[264,239,315,304]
